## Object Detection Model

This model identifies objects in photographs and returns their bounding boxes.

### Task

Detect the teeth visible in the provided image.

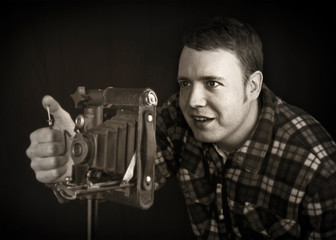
[194,117,209,121]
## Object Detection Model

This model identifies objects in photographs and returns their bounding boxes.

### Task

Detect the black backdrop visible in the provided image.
[1,0,335,239]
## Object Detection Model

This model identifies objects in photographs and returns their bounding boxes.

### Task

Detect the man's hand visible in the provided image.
[26,95,75,183]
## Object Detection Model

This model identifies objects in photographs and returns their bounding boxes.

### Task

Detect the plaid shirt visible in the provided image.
[154,84,336,239]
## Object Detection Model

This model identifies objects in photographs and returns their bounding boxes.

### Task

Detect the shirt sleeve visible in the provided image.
[154,93,186,189]
[301,166,336,239]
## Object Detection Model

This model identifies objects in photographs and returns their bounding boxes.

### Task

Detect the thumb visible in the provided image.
[42,95,75,136]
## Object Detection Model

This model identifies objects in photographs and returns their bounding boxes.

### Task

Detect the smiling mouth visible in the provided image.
[192,116,214,122]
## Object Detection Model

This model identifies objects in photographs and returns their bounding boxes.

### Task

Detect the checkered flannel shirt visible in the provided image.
[154,84,336,239]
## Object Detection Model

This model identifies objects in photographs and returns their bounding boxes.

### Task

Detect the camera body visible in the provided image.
[56,86,157,210]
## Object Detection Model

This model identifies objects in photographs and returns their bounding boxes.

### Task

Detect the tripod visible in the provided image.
[87,199,99,240]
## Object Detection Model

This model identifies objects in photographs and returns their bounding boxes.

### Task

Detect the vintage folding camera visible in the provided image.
[54,86,157,210]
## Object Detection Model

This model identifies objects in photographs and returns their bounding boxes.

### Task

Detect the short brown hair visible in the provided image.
[183,16,263,85]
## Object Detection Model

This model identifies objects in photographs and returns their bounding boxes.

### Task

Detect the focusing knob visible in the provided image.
[71,86,89,109]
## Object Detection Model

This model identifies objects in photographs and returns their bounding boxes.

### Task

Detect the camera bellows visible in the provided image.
[71,114,136,183]
[91,115,136,176]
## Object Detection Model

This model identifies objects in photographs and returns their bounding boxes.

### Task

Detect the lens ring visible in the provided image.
[70,133,90,164]
[72,142,83,157]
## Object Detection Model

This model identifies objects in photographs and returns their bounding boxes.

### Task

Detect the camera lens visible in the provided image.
[72,143,82,157]
[71,133,90,164]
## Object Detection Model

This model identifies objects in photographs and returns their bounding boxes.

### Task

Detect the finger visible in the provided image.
[30,156,69,171]
[35,164,68,183]
[42,95,67,121]
[29,128,64,143]
[42,95,75,135]
[27,141,66,158]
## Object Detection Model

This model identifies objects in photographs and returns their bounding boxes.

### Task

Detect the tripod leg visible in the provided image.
[87,199,99,240]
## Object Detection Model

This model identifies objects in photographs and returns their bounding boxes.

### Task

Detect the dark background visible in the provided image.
[1,0,335,239]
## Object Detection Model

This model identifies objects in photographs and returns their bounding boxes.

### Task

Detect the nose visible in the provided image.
[188,85,206,108]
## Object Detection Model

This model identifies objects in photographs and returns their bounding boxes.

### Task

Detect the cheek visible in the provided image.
[179,92,188,110]
[211,97,242,120]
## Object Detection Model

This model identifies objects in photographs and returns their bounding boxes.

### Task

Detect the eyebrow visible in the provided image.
[177,76,188,81]
[200,76,225,81]
[177,76,225,81]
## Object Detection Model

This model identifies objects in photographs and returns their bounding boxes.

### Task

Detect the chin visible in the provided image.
[192,130,220,143]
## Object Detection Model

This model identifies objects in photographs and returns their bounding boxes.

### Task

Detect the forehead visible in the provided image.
[178,47,243,78]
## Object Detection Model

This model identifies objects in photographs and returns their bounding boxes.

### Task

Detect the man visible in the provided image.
[26,17,336,239]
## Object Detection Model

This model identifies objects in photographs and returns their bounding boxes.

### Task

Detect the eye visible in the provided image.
[207,81,220,88]
[179,80,191,88]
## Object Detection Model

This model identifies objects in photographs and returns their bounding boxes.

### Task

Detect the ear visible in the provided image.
[246,70,263,100]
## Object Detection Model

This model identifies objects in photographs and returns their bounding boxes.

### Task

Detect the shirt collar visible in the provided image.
[228,84,275,174]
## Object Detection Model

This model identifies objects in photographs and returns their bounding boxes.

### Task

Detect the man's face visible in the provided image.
[178,47,256,150]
